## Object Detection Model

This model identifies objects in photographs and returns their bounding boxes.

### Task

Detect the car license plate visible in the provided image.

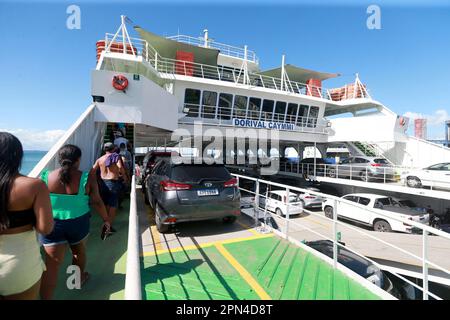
[197,189,219,196]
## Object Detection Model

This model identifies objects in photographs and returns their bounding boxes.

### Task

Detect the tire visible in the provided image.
[406,176,422,188]
[155,203,170,233]
[359,171,369,182]
[373,220,392,232]
[324,206,333,219]
[328,168,336,178]
[276,208,284,216]
[223,216,237,224]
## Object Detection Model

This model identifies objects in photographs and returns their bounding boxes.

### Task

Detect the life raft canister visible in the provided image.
[112,75,128,91]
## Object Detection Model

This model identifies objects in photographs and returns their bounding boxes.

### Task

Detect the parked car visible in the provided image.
[328,156,395,182]
[145,159,241,232]
[306,240,418,299]
[258,190,315,216]
[322,193,429,233]
[141,151,175,198]
[402,162,450,190]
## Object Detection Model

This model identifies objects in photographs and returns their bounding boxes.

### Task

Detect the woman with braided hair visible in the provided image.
[39,144,111,299]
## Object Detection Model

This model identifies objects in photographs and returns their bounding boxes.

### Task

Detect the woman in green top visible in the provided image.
[39,144,111,300]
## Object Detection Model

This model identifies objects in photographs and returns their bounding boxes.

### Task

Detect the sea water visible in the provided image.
[20,150,46,175]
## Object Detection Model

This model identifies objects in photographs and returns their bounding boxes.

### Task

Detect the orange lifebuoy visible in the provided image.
[112,75,128,91]
[399,117,406,126]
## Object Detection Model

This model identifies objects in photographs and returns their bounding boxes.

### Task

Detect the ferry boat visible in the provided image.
[29,16,450,300]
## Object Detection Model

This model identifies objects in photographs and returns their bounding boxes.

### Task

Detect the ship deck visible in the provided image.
[52,187,383,300]
[138,190,380,300]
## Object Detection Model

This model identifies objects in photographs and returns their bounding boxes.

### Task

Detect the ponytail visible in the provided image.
[58,145,81,185]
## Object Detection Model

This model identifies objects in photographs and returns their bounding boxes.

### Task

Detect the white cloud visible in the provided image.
[403,109,449,140]
[1,129,65,151]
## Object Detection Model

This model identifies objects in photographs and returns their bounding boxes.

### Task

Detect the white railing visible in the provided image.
[124,174,142,300]
[232,173,450,300]
[166,34,259,63]
[179,103,328,134]
[276,161,450,193]
[101,33,370,102]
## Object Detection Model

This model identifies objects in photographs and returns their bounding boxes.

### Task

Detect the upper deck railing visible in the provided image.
[100,33,371,102]
[166,34,259,64]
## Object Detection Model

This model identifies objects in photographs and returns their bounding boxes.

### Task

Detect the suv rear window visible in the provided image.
[170,165,231,183]
[374,158,389,164]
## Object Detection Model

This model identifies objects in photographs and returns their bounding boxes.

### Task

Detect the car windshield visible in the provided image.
[171,165,231,183]
[374,158,390,165]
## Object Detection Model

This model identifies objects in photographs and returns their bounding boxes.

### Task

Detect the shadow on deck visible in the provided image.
[52,200,130,300]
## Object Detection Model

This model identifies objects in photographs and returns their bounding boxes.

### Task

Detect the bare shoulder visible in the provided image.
[14,175,47,193]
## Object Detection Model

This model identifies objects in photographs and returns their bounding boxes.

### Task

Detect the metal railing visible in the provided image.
[166,34,259,63]
[277,162,450,192]
[179,103,328,134]
[102,33,371,102]
[232,173,450,300]
[124,174,142,300]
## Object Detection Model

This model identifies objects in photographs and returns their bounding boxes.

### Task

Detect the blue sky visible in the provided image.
[1,0,449,149]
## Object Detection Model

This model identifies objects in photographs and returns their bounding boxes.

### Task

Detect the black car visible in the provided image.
[141,151,175,202]
[305,240,419,299]
[145,159,241,233]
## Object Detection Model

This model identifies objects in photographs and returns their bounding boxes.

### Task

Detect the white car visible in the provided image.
[322,193,429,233]
[402,162,450,190]
[261,190,305,216]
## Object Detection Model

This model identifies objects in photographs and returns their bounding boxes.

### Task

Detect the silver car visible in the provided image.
[329,156,395,182]
[146,159,241,233]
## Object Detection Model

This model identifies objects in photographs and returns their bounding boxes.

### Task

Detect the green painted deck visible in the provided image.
[52,200,129,300]
[141,236,381,300]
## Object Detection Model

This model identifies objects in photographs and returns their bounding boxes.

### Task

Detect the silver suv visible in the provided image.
[329,156,395,182]
[146,159,241,233]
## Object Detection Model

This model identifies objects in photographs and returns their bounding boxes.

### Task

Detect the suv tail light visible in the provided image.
[371,163,381,167]
[304,195,315,199]
[160,180,192,191]
[224,177,238,188]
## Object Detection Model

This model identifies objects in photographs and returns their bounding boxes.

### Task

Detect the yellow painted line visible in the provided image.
[236,220,260,236]
[144,196,164,252]
[141,233,274,257]
[215,243,271,300]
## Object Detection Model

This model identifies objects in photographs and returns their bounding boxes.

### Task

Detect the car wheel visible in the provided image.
[328,168,336,178]
[373,220,392,232]
[155,203,170,233]
[324,206,333,219]
[276,208,284,216]
[359,171,369,182]
[223,216,237,224]
[406,176,422,188]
